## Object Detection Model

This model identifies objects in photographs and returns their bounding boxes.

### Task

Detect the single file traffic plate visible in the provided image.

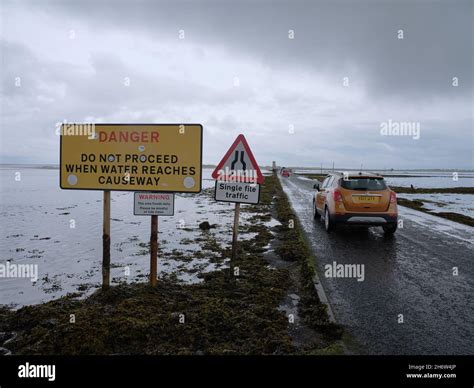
[214,181,260,204]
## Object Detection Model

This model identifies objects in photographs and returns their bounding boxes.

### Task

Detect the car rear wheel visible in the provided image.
[382,223,397,234]
[313,200,320,219]
[324,207,334,232]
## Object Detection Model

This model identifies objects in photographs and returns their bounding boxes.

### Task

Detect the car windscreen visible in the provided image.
[340,178,387,191]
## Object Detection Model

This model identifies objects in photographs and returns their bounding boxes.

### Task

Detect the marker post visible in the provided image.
[231,203,241,263]
[133,192,175,287]
[150,215,158,287]
[102,190,111,290]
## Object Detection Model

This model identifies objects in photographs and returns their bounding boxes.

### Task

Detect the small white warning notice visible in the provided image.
[134,192,175,216]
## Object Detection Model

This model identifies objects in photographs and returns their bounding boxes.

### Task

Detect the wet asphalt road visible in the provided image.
[279,174,474,355]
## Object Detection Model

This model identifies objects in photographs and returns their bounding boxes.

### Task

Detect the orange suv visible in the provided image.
[312,172,398,234]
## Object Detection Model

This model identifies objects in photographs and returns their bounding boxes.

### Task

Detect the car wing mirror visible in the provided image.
[313,183,320,190]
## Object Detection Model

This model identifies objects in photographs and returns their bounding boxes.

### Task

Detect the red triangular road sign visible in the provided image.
[212,134,265,184]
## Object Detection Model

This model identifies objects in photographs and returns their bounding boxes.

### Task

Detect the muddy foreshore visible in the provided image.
[390,186,474,227]
[0,174,343,355]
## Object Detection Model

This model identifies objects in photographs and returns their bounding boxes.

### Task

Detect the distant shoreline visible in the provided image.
[0,163,473,173]
[0,164,216,170]
[0,164,60,170]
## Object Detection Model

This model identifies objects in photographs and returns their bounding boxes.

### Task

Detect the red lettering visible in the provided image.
[119,132,128,142]
[99,130,160,142]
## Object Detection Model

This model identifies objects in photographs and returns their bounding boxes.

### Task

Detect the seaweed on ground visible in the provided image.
[0,174,342,355]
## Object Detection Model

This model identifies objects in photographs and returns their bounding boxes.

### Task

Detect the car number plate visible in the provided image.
[353,195,380,203]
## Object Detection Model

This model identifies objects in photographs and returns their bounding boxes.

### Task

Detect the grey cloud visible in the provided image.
[1,0,472,169]
[26,0,473,101]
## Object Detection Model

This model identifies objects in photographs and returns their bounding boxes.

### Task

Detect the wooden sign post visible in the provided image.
[231,203,241,262]
[102,190,111,290]
[150,215,158,287]
[133,192,175,287]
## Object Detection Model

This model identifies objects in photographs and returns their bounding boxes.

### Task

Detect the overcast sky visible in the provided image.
[1,0,472,169]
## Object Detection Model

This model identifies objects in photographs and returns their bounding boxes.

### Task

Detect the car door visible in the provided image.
[321,176,335,208]
[316,176,331,211]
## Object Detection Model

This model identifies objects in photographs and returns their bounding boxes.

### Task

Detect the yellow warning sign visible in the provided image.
[60,124,202,192]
